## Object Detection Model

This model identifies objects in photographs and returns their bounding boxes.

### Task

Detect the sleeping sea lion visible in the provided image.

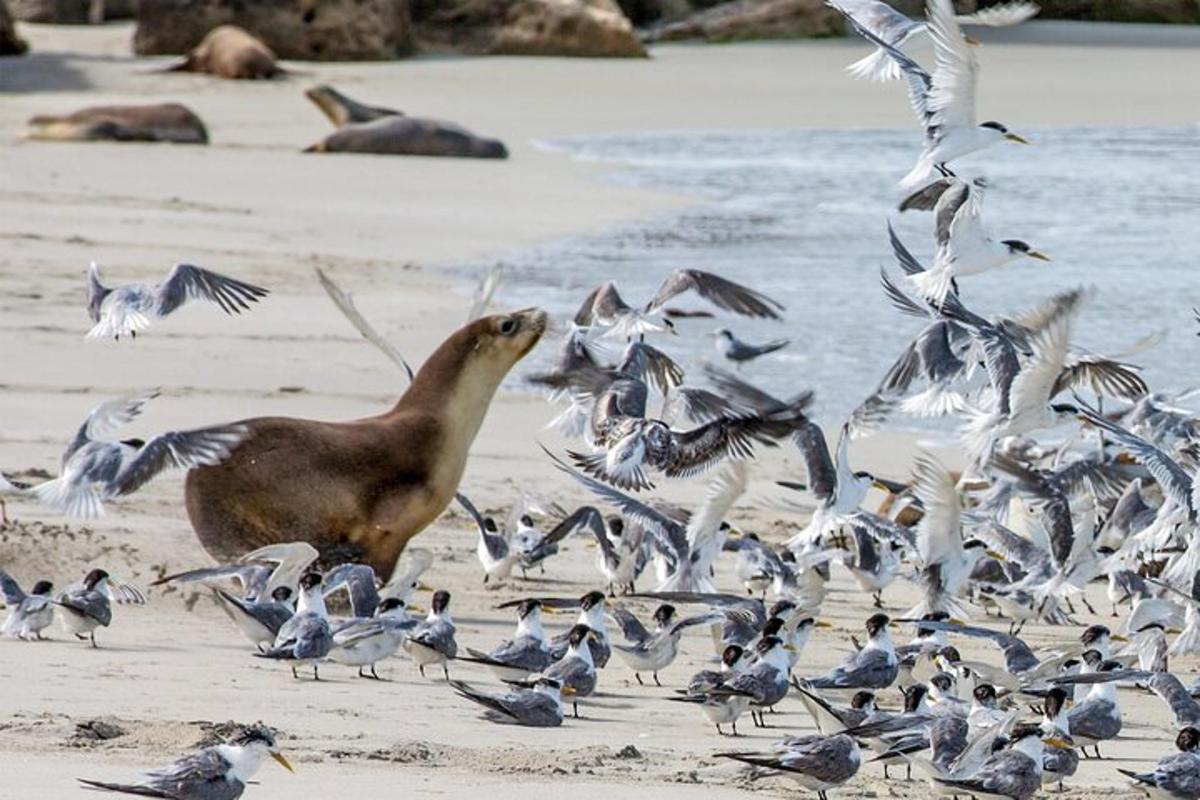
[167,25,281,80]
[305,85,400,128]
[184,308,546,577]
[304,116,508,159]
[26,103,208,144]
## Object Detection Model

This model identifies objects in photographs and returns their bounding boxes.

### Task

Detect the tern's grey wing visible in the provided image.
[1068,697,1122,741]
[781,734,860,783]
[791,421,838,504]
[315,267,413,382]
[668,388,738,425]
[57,589,111,625]
[0,570,26,604]
[933,180,971,249]
[610,606,653,645]
[887,223,929,278]
[644,269,783,319]
[930,716,969,770]
[86,262,110,323]
[153,564,272,597]
[849,510,916,549]
[723,663,775,703]
[956,1,1040,26]
[809,647,895,689]
[850,523,880,574]
[497,692,562,727]
[838,8,931,124]
[618,342,684,393]
[574,282,629,326]
[1053,355,1148,402]
[108,426,247,496]
[898,178,955,212]
[545,446,686,551]
[1148,672,1200,728]
[291,614,334,660]
[660,416,763,479]
[155,263,269,318]
[974,520,1048,572]
[1149,752,1200,797]
[1078,404,1194,511]
[323,564,380,618]
[828,0,920,45]
[67,393,157,462]
[544,654,594,687]
[221,591,293,636]
[701,364,794,415]
[939,751,1038,799]
[941,299,1020,416]
[411,619,456,659]
[134,749,240,800]
[482,636,551,671]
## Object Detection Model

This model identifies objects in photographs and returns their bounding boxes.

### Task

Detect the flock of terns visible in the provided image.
[3,1,1200,798]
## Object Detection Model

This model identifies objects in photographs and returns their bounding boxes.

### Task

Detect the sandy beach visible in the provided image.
[2,18,1199,799]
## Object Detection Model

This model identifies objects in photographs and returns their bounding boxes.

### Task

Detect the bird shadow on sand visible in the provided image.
[0,51,96,93]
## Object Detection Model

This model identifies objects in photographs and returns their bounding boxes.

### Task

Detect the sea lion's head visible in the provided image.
[460,308,548,382]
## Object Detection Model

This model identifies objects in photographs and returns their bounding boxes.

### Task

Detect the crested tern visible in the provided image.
[255,571,333,680]
[450,676,565,727]
[404,589,457,679]
[0,571,54,640]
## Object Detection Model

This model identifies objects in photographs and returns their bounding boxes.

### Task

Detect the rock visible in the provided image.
[134,0,415,61]
[9,0,136,23]
[0,0,26,55]
[72,719,126,743]
[413,0,647,57]
[614,744,644,759]
[1029,0,1200,23]
[642,0,843,42]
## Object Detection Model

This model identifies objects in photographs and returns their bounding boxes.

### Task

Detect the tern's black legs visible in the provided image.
[635,673,644,686]
[653,672,662,687]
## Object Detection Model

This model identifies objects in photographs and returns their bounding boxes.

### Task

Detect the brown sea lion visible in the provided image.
[184,308,547,577]
[167,25,281,80]
[305,85,401,128]
[26,103,208,144]
[304,116,509,159]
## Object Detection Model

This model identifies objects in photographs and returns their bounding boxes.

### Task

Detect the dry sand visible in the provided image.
[2,19,1198,799]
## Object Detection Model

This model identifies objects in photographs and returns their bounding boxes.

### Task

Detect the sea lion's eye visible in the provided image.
[499,319,519,336]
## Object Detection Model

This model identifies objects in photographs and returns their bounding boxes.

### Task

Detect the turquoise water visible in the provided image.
[483,125,1200,421]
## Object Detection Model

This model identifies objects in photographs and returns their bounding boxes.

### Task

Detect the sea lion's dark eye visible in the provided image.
[499,319,519,336]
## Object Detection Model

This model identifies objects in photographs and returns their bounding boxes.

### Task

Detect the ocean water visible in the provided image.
[478,125,1200,424]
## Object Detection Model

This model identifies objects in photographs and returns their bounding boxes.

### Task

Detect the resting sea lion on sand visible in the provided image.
[27,103,208,144]
[305,85,401,128]
[185,308,547,577]
[166,25,281,80]
[305,116,508,159]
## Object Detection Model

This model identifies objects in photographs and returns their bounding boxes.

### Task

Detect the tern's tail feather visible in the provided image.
[845,47,902,82]
[78,778,174,798]
[32,477,104,519]
[907,267,954,309]
[899,385,964,418]
[899,152,937,192]
[86,309,151,340]
[0,471,30,493]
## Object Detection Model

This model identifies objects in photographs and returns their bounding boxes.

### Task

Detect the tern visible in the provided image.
[87,260,268,340]
[56,568,145,647]
[450,676,565,727]
[459,598,553,683]
[713,328,790,367]
[0,571,54,640]
[404,589,458,679]
[255,571,332,680]
[717,733,861,800]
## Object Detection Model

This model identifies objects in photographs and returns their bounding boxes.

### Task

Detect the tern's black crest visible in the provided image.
[1178,727,1200,752]
[31,580,54,595]
[755,635,783,655]
[567,623,593,647]
[298,571,322,591]
[518,598,542,618]
[929,672,953,693]
[761,617,785,638]
[973,684,997,704]
[653,604,676,627]
[1010,722,1043,741]
[231,725,278,748]
[1081,625,1110,647]
[721,644,744,667]
[82,569,109,590]
[903,683,928,712]
[377,597,405,614]
[432,589,451,614]
[865,613,889,636]
[270,586,293,603]
[851,691,875,710]
[1044,687,1069,719]
[980,120,1009,133]
[580,590,606,610]
[938,645,962,664]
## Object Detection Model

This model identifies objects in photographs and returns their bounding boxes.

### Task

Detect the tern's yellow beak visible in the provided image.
[542,606,561,616]
[271,751,295,773]
[815,621,833,629]
[416,582,435,593]
[782,644,799,653]
[1044,737,1072,750]
[986,550,1008,562]
[1026,250,1052,262]
[964,33,981,46]
[1005,133,1031,145]
[1111,634,1129,643]
[561,686,578,696]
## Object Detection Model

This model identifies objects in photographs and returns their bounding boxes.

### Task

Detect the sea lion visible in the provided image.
[184,308,547,577]
[305,85,401,128]
[26,103,208,144]
[304,116,509,159]
[167,25,281,80]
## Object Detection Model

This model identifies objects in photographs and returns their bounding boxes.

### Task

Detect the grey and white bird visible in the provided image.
[573,269,784,340]
[590,515,645,596]
[934,721,1070,800]
[828,0,1041,83]
[1056,655,1130,759]
[669,644,752,736]
[328,597,417,679]
[0,571,54,640]
[457,493,520,584]
[795,686,879,734]
[710,635,794,727]
[2,393,245,519]
[404,589,458,679]
[77,724,293,799]
[904,177,1050,308]
[717,733,861,800]
[611,603,719,686]
[56,568,145,647]
[543,623,599,718]
[459,598,553,683]
[86,261,268,340]
[450,676,565,728]
[806,613,898,692]
[1040,687,1079,791]
[255,571,333,680]
[1118,727,1200,800]
[836,0,1031,191]
[213,585,295,651]
[530,590,613,668]
[713,328,790,367]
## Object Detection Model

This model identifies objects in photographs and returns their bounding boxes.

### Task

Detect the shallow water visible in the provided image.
[478,125,1200,423]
